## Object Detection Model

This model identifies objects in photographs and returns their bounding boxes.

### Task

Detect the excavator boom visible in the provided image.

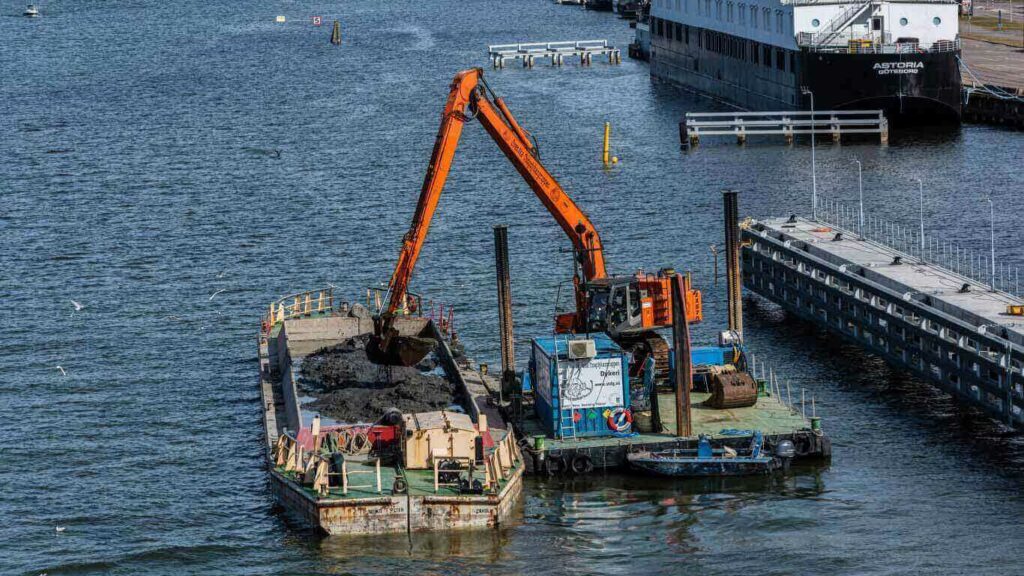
[370,68,698,367]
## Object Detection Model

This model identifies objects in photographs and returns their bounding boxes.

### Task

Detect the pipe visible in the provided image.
[493,225,515,402]
[723,190,743,339]
[671,273,693,438]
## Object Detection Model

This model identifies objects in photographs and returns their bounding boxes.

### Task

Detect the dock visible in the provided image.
[680,110,889,148]
[258,289,524,535]
[959,37,1024,129]
[742,214,1024,428]
[488,40,622,68]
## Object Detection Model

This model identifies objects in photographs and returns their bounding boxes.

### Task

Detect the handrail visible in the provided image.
[262,287,335,334]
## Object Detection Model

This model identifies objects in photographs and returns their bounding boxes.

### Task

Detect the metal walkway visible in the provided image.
[742,216,1024,428]
[680,110,889,147]
[488,40,622,68]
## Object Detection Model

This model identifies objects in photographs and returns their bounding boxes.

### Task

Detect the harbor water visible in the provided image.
[3,0,1023,574]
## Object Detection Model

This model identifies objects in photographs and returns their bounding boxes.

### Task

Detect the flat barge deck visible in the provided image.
[742,215,1024,428]
[515,382,830,474]
[257,288,524,535]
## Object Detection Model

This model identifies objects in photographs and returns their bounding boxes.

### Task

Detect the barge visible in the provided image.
[257,288,524,535]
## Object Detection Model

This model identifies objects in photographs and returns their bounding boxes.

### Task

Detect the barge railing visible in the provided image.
[815,194,1023,299]
[262,288,335,334]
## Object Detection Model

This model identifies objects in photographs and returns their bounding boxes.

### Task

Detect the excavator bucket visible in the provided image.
[365,316,437,367]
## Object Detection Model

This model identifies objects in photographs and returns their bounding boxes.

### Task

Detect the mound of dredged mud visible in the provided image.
[298,334,457,423]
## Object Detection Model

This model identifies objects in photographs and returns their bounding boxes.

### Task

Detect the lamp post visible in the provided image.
[854,159,864,237]
[801,86,816,220]
[916,178,924,258]
[989,197,996,290]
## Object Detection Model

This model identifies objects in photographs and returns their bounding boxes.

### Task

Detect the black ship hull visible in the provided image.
[800,50,962,124]
[647,16,962,125]
[585,0,615,11]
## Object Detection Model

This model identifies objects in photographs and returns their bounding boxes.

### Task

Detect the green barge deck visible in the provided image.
[514,388,830,473]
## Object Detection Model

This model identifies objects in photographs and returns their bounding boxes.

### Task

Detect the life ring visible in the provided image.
[607,408,633,432]
[570,453,594,475]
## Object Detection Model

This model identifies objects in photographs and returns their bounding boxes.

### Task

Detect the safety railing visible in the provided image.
[815,195,1023,300]
[273,432,384,497]
[262,288,335,334]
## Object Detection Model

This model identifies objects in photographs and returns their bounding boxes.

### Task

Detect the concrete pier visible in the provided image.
[742,217,1024,428]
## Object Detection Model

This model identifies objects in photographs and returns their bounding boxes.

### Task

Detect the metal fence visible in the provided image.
[814,195,1023,300]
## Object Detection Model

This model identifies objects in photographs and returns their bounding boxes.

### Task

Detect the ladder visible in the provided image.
[555,349,577,441]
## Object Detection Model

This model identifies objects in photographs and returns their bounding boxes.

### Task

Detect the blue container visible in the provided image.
[529,334,630,439]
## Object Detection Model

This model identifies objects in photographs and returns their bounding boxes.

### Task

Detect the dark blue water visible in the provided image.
[3,1,1023,574]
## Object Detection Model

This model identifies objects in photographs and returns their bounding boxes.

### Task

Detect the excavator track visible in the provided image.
[617,332,671,387]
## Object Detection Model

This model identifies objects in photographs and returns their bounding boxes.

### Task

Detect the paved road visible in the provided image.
[960,37,1024,88]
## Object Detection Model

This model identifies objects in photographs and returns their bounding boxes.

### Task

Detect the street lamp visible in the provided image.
[916,178,924,258]
[854,159,864,237]
[988,197,996,290]
[801,86,816,220]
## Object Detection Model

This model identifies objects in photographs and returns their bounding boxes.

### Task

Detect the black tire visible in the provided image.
[542,454,566,476]
[570,454,594,475]
[792,434,812,457]
[392,477,408,494]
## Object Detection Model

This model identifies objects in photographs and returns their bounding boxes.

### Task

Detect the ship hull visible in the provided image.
[800,50,962,124]
[647,20,961,125]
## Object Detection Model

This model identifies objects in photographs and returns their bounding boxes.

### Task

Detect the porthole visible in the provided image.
[899,17,908,25]
[811,18,820,27]
[933,16,942,25]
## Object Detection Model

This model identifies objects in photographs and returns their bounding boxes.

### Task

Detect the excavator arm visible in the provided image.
[381,68,606,319]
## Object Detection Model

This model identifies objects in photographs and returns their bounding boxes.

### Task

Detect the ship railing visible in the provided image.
[802,36,960,53]
[262,287,336,334]
[273,433,384,497]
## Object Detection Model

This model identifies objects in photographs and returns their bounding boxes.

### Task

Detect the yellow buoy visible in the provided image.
[612,156,619,164]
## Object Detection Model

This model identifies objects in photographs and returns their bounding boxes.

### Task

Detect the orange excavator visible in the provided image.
[367,68,702,373]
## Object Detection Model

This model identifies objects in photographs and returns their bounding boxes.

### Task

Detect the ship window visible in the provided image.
[900,17,908,26]
[811,18,820,27]
[715,0,722,20]
[727,2,733,22]
[763,44,771,67]
[776,48,785,70]
[675,0,680,9]
[751,6,757,27]
[705,0,711,15]
[933,16,941,25]
[751,41,759,63]
[685,25,690,43]
[676,23,682,40]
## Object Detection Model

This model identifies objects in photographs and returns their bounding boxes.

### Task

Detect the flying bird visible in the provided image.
[55,366,66,376]
[209,289,226,301]
[70,300,84,311]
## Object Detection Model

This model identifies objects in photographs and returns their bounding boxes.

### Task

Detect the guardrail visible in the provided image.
[262,288,335,334]
[681,110,888,146]
[487,39,621,68]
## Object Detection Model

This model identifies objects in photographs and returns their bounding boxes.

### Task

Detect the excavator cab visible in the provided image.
[581,270,702,338]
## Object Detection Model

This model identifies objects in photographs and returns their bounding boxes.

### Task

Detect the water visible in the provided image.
[3,0,1023,574]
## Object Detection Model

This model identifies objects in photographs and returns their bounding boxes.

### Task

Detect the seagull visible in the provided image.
[216,270,227,279]
[70,300,84,311]
[55,526,66,533]
[209,289,226,301]
[55,366,66,376]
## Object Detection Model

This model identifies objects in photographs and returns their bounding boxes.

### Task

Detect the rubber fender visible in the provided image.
[792,433,812,457]
[570,453,594,475]
[392,477,408,494]
[542,454,566,476]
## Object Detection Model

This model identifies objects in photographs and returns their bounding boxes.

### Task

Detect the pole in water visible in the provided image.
[493,225,516,404]
[330,20,342,45]
[671,273,694,438]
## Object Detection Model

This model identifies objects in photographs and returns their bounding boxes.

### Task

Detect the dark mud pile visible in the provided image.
[298,335,458,423]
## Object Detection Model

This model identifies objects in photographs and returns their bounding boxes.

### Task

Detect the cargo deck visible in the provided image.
[257,289,524,535]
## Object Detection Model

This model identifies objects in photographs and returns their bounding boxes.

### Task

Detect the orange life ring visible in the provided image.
[608,408,633,432]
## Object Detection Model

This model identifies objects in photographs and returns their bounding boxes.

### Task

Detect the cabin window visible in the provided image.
[811,18,820,27]
[739,4,746,25]
[776,48,785,70]
[727,2,734,22]
[763,8,770,30]
[900,17,908,25]
[751,41,759,63]
[763,44,771,67]
[776,11,783,33]
[676,22,682,40]
[715,0,722,20]
[685,24,690,43]
[933,16,942,25]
